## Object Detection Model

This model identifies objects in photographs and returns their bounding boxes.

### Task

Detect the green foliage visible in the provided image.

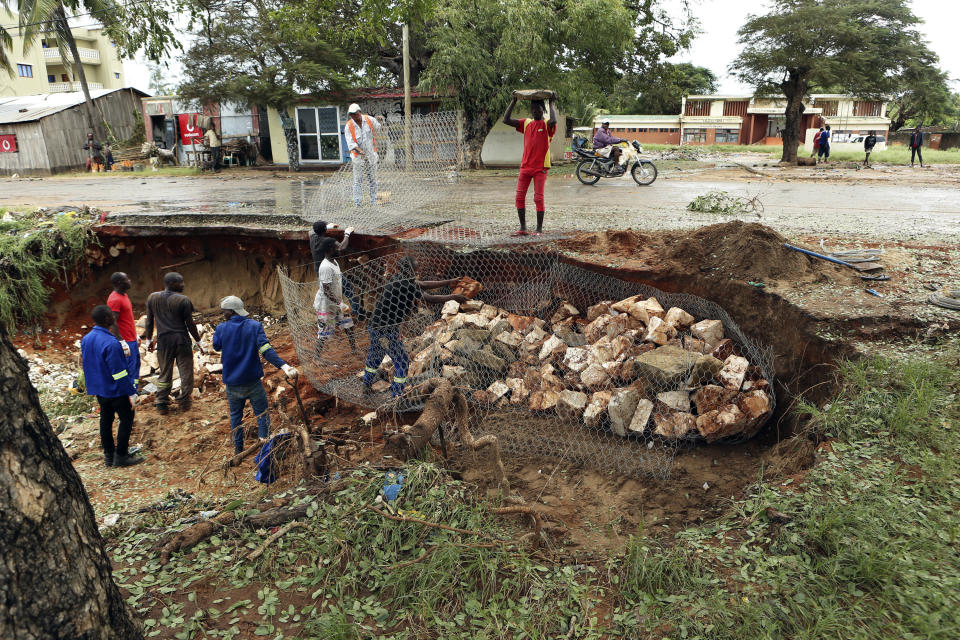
[732,0,942,162]
[611,354,960,639]
[177,0,352,110]
[0,210,96,330]
[613,63,718,115]
[687,190,762,215]
[420,0,692,166]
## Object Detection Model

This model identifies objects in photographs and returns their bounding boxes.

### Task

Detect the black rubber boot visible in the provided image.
[104,452,115,467]
[113,452,145,467]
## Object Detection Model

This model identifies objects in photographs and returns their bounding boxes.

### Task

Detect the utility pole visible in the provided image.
[402,23,412,172]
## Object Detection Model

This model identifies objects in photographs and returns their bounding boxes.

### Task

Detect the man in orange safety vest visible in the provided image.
[344,103,383,207]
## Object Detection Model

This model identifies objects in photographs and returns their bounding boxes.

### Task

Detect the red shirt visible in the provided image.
[516,118,556,171]
[107,291,137,342]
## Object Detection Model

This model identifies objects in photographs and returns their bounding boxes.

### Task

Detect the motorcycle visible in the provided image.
[574,139,657,186]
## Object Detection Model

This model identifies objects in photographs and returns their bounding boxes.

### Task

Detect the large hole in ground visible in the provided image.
[41,225,850,552]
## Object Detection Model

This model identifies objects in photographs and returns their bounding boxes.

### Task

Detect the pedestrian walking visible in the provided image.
[863,131,878,167]
[107,272,140,387]
[309,220,363,320]
[502,91,558,236]
[817,125,831,163]
[83,132,103,172]
[80,305,143,467]
[362,257,465,397]
[810,127,823,158]
[212,296,298,454]
[205,125,222,172]
[910,125,924,167]
[313,237,357,352]
[344,103,383,206]
[141,272,203,415]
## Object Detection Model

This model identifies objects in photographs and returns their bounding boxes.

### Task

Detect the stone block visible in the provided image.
[696,404,747,442]
[634,345,700,386]
[556,390,588,421]
[657,390,691,412]
[529,389,559,412]
[608,387,640,437]
[737,390,772,438]
[470,347,507,373]
[691,319,724,347]
[460,300,484,312]
[480,304,500,320]
[539,334,567,361]
[582,390,613,428]
[664,307,695,328]
[584,314,613,343]
[553,323,587,347]
[719,355,749,390]
[442,365,468,383]
[688,354,723,386]
[709,338,736,362]
[587,301,612,322]
[525,326,548,345]
[441,300,461,317]
[495,331,524,350]
[692,384,737,414]
[628,398,654,434]
[486,380,511,402]
[488,317,512,338]
[490,340,517,364]
[550,301,580,324]
[505,378,529,404]
[461,314,491,330]
[580,362,610,390]
[604,313,636,339]
[742,378,770,393]
[507,313,537,333]
[682,336,707,353]
[653,411,698,439]
[455,328,491,344]
[643,316,677,346]
[562,347,591,373]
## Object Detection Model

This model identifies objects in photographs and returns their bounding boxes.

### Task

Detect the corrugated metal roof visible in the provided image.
[0,88,146,124]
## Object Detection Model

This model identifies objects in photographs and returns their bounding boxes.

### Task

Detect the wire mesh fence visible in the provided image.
[306,111,465,235]
[279,244,775,480]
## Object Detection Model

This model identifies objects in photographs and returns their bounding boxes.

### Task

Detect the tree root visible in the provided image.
[222,441,261,470]
[383,378,457,459]
[491,505,543,549]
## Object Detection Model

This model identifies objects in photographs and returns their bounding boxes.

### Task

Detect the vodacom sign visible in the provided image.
[0,134,17,153]
[177,114,204,145]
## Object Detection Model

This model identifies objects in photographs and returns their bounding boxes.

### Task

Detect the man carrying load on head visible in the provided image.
[344,103,384,207]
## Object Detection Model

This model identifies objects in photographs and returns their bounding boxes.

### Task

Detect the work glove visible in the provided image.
[129,394,139,407]
[344,226,354,236]
[281,364,298,379]
[120,341,131,357]
[338,301,351,314]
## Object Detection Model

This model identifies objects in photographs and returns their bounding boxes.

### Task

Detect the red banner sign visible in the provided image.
[177,114,204,145]
[0,134,17,153]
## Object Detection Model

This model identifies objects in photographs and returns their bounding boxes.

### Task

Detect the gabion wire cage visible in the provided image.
[279,242,775,481]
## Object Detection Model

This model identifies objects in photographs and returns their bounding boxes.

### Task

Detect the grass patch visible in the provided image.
[0,208,97,330]
[611,354,960,639]
[53,166,203,179]
[643,143,780,155]
[822,146,960,165]
[687,190,764,215]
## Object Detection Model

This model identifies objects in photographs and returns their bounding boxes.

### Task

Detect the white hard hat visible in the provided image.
[220,295,249,317]
[601,118,610,125]
[347,103,361,114]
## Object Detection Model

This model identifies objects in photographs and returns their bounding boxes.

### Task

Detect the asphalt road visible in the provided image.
[4,168,959,242]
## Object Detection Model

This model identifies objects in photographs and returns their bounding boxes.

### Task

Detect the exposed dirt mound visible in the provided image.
[665,221,847,282]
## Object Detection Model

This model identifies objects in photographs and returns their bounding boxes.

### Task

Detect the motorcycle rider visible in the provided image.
[593,118,627,173]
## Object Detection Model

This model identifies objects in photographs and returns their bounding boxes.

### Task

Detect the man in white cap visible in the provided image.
[344,103,383,206]
[212,296,298,454]
[592,118,627,172]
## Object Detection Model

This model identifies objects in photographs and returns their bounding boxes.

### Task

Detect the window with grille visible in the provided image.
[722,101,748,117]
[683,128,706,142]
[820,101,838,117]
[853,101,882,117]
[17,64,33,78]
[715,129,740,144]
[296,106,342,162]
[684,100,711,116]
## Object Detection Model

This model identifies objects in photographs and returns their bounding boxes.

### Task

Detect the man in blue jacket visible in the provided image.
[81,305,144,467]
[213,296,298,454]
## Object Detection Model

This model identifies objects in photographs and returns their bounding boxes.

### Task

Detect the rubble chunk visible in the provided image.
[664,307,695,328]
[683,336,707,353]
[696,404,747,442]
[529,389,560,412]
[553,323,587,347]
[580,362,609,390]
[550,301,580,324]
[562,347,590,373]
[587,301,612,322]
[657,390,691,412]
[495,331,524,350]
[608,388,640,436]
[539,334,567,361]
[505,378,529,404]
[654,411,698,439]
[736,390,772,437]
[470,347,507,373]
[692,384,738,414]
[442,365,468,383]
[688,354,723,386]
[583,390,612,428]
[460,300,484,312]
[584,314,613,343]
[691,319,724,347]
[719,355,749,390]
[628,399,654,434]
[709,338,736,362]
[556,390,588,421]
[633,345,700,386]
[643,316,677,346]
[486,380,511,402]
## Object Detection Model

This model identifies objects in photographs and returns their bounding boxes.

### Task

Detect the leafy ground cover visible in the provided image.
[105,344,959,639]
[0,207,97,329]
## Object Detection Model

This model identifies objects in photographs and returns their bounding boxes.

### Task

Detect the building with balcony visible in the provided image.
[0,8,125,97]
[591,94,890,150]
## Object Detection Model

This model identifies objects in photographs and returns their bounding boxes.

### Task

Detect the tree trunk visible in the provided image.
[462,109,494,169]
[277,107,300,172]
[779,70,807,164]
[0,326,142,639]
[56,7,105,141]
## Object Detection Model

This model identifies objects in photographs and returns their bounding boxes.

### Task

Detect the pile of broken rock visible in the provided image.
[135,315,223,401]
[403,295,772,443]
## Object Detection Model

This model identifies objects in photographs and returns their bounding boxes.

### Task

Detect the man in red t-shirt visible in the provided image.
[107,272,140,387]
[502,92,558,235]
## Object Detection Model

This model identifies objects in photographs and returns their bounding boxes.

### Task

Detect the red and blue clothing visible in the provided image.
[515,117,556,211]
[81,325,137,398]
[107,290,140,385]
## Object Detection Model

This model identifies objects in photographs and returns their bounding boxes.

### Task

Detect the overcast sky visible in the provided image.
[123,0,960,96]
